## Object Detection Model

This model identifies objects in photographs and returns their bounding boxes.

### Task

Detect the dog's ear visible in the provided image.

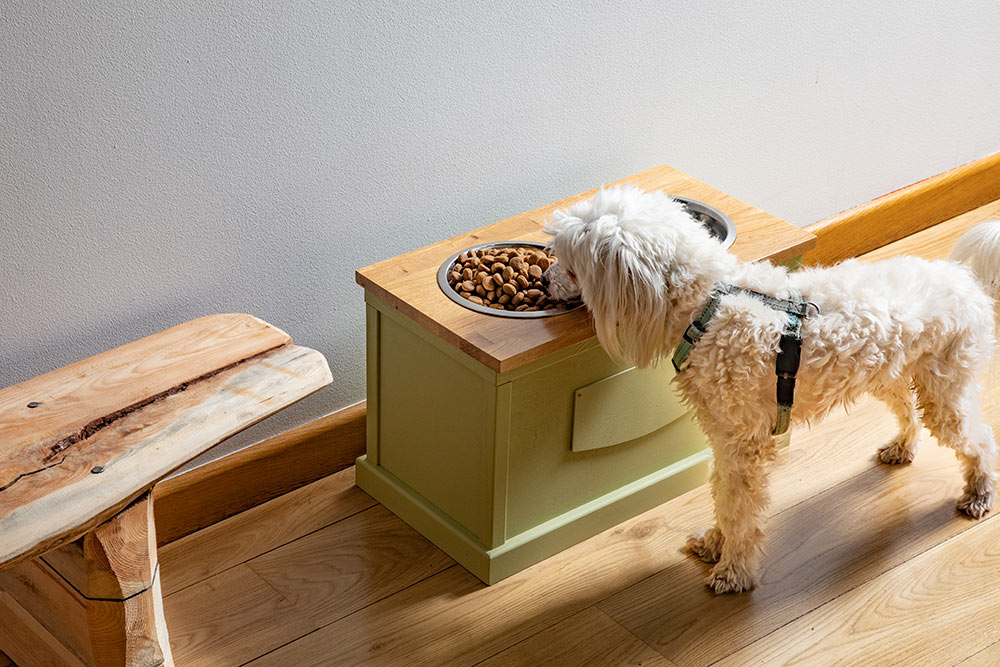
[546,184,735,369]
[583,239,676,369]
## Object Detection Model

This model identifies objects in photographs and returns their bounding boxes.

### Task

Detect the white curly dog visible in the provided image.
[543,184,1000,594]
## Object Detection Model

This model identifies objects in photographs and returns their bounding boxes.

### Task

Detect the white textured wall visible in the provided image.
[3,2,999,468]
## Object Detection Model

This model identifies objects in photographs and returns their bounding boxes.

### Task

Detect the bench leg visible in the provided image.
[83,491,173,667]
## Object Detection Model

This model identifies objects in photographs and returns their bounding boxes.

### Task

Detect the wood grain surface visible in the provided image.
[861,198,1000,264]
[0,590,86,667]
[40,540,87,595]
[479,607,676,667]
[162,565,318,667]
[0,343,332,570]
[599,441,982,666]
[716,510,1000,666]
[245,505,455,629]
[159,466,375,596]
[0,556,92,663]
[154,401,366,545]
[357,164,816,373]
[804,150,1000,265]
[0,314,289,468]
[963,640,1000,667]
[83,492,173,666]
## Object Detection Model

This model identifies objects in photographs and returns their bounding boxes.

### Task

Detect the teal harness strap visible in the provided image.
[671,285,730,373]
[672,284,808,436]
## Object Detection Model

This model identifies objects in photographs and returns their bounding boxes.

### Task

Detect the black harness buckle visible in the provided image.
[775,333,802,406]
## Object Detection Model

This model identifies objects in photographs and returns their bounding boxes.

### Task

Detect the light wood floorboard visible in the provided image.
[162,564,318,666]
[159,466,375,595]
[478,607,675,667]
[960,639,1000,667]
[244,504,456,629]
[715,509,1000,666]
[152,199,1000,666]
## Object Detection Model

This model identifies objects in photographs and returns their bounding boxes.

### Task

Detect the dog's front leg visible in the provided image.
[700,438,773,594]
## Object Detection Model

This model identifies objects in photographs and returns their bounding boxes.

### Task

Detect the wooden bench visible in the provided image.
[0,314,332,666]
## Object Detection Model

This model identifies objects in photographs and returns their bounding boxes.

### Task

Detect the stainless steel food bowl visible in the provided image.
[673,197,737,249]
[438,198,736,318]
[437,241,584,319]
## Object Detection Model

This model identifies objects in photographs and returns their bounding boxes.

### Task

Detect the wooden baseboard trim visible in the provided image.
[153,401,366,545]
[803,151,1000,265]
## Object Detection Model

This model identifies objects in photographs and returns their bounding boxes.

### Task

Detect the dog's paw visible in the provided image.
[957,490,995,519]
[706,563,756,594]
[877,438,918,465]
[686,528,723,563]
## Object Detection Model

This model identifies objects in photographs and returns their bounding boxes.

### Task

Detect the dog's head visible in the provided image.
[544,185,733,368]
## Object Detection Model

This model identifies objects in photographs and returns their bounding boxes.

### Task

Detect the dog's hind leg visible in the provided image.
[700,437,775,594]
[873,381,921,464]
[916,365,998,518]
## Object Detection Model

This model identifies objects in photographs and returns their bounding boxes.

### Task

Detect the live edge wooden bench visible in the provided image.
[0,314,332,666]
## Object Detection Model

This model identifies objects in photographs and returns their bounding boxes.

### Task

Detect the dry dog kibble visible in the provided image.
[446,245,562,312]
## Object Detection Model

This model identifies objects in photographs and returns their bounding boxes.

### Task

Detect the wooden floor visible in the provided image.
[58,201,1000,665]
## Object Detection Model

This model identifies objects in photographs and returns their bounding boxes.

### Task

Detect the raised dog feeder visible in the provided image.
[355,165,815,584]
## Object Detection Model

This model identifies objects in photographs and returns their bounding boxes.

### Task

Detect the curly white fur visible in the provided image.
[545,186,1000,594]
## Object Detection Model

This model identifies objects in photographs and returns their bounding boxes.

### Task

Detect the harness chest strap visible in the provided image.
[671,284,807,436]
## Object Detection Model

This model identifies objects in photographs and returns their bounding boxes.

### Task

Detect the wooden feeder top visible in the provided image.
[356,164,816,374]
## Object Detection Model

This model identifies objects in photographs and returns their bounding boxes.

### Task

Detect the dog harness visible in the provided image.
[671,284,809,435]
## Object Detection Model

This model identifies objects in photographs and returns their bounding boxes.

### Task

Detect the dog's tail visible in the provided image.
[952,221,1000,396]
[952,220,1000,306]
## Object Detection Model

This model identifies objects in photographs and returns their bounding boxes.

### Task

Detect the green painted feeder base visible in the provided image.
[357,449,710,584]
[358,292,713,585]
